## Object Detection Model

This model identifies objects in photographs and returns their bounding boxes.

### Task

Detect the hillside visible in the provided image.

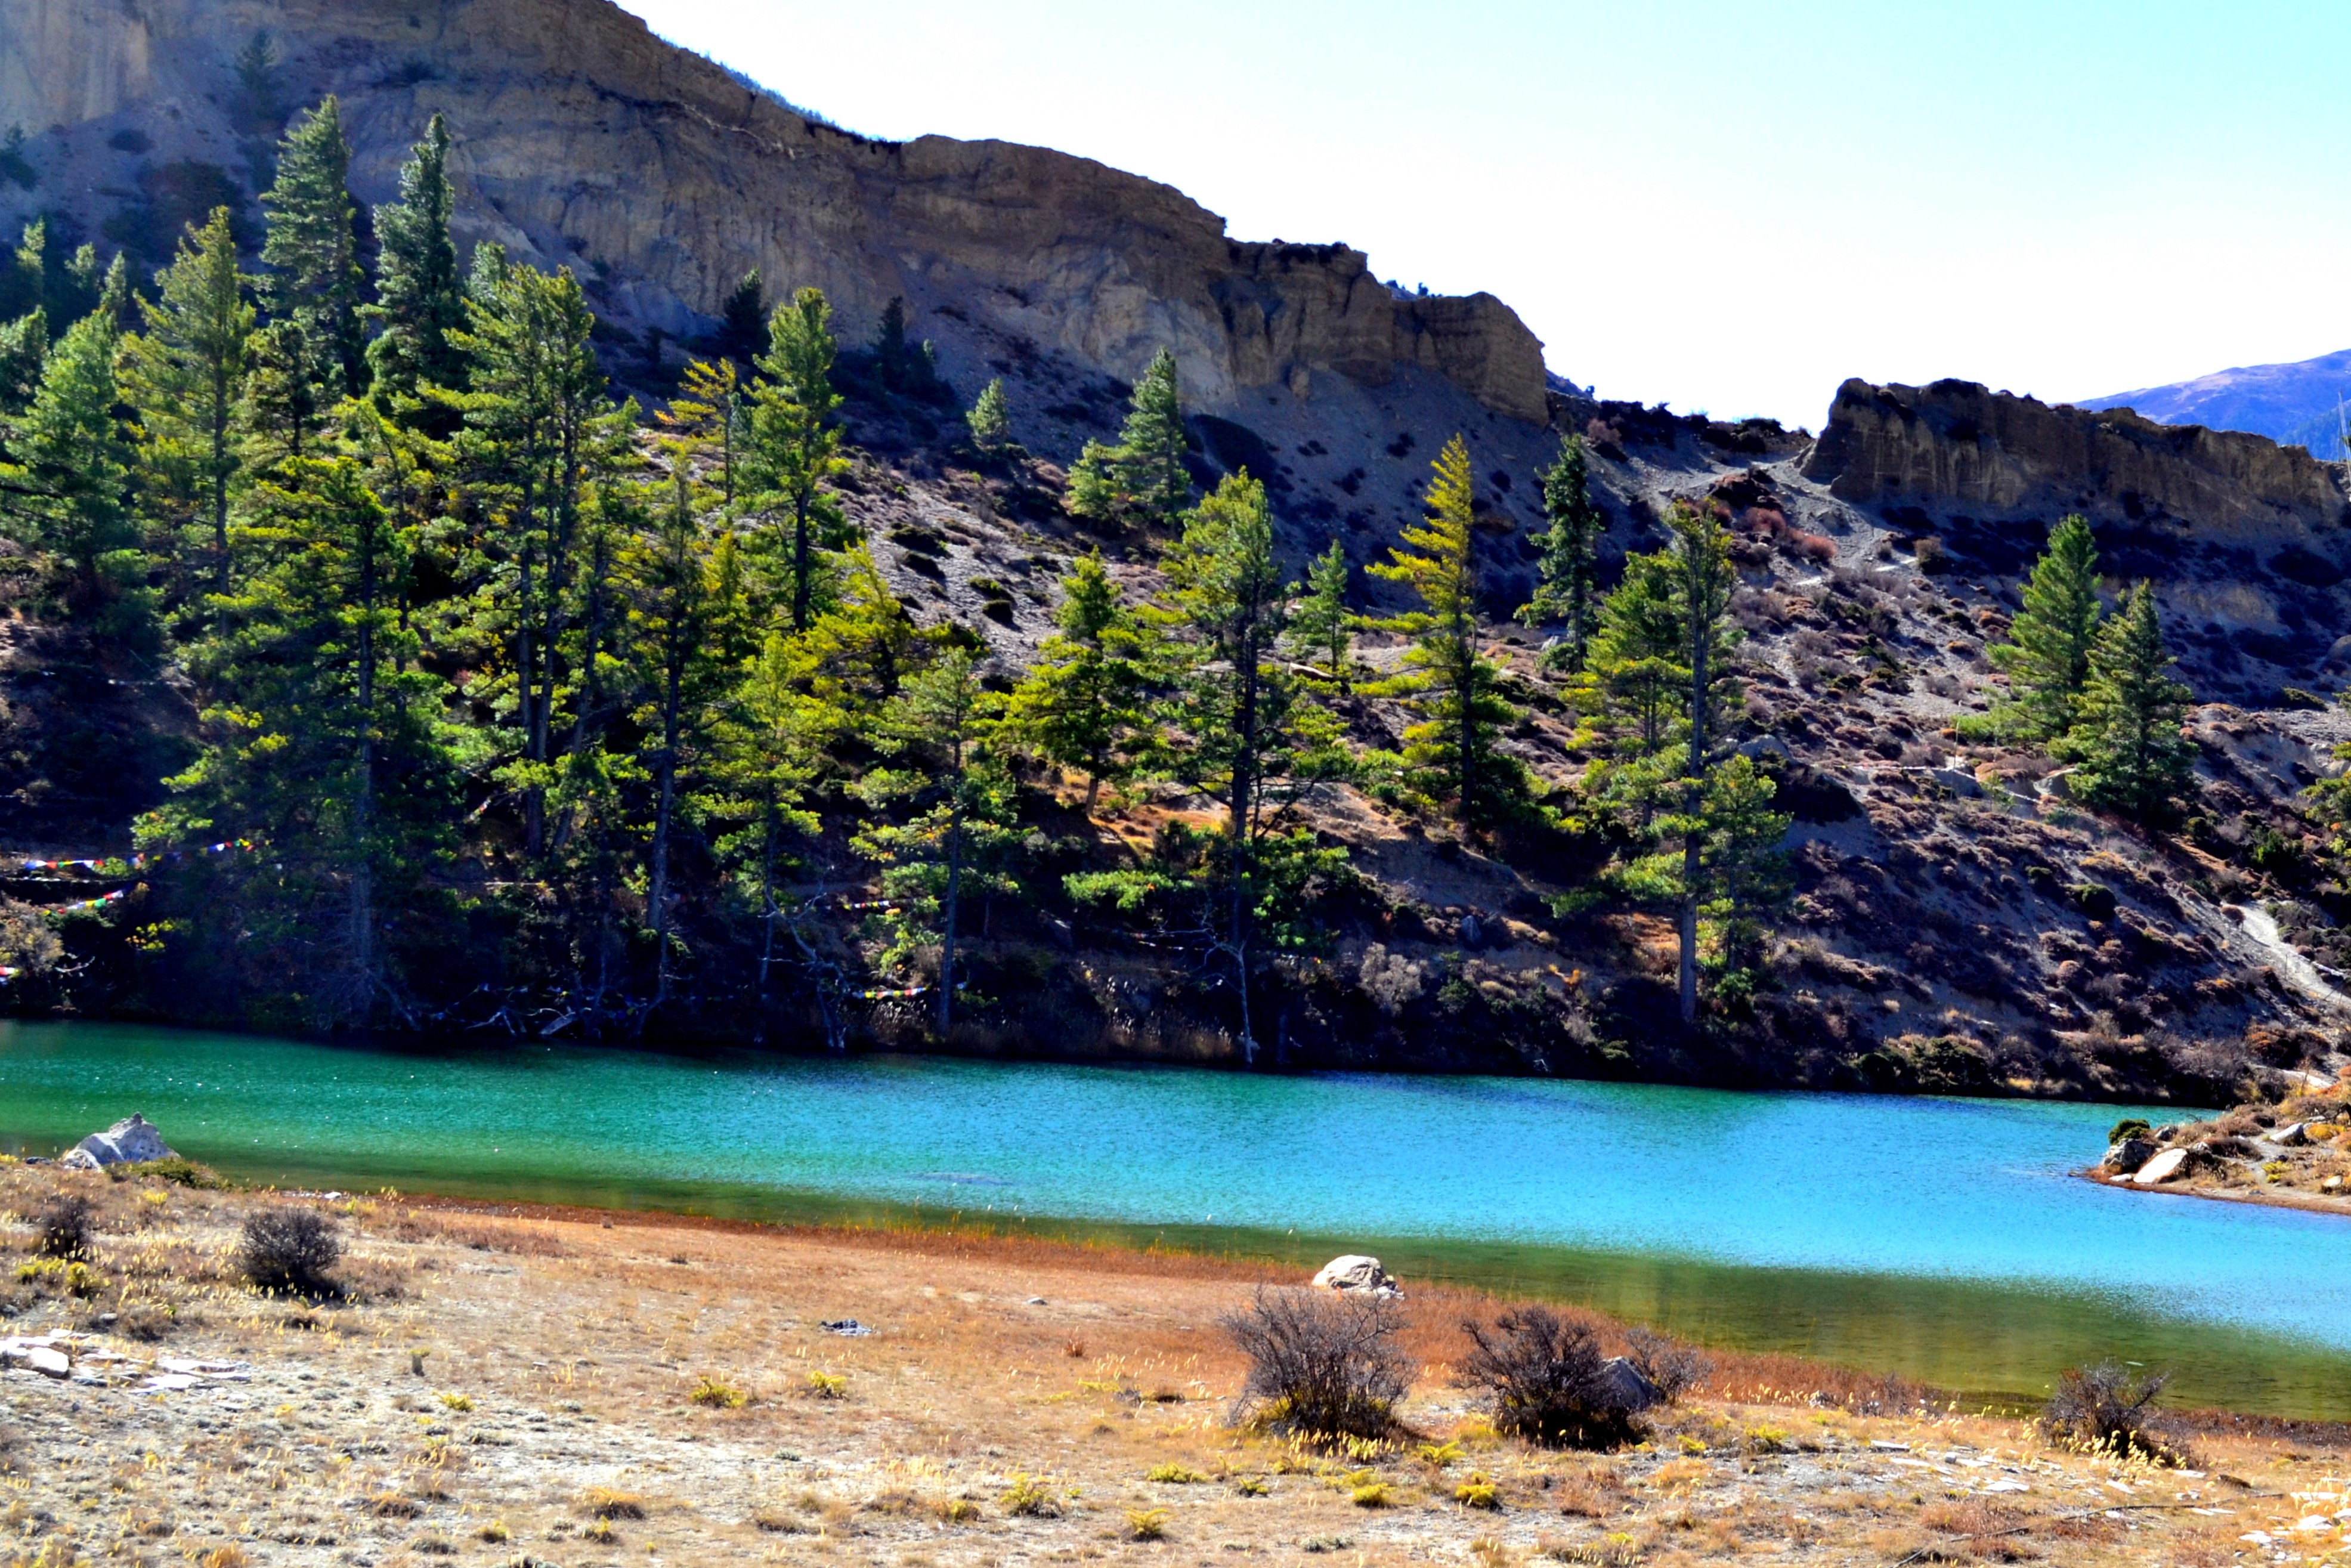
[0,0,2347,1103]
[2086,348,2351,459]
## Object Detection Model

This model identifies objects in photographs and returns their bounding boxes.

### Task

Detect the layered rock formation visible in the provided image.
[1804,378,2351,537]
[0,0,1548,426]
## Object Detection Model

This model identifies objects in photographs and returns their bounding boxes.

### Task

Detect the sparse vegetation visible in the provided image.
[2040,1362,2188,1464]
[1456,1305,1643,1449]
[31,1192,92,1258]
[237,1207,341,1295]
[1221,1286,1411,1444]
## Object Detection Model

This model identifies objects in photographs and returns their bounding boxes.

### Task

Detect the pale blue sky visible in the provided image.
[618,1,2347,430]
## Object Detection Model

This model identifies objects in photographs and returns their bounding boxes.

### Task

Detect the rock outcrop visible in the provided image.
[1804,378,2351,538]
[58,1113,174,1170]
[0,0,1549,427]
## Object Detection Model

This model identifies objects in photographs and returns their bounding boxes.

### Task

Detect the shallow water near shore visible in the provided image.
[1,1020,2344,1417]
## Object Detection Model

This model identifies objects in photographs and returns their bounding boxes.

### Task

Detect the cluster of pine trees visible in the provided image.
[0,100,1793,1046]
[1967,515,2198,824]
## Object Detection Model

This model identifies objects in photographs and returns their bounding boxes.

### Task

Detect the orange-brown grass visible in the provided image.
[0,1161,2335,1568]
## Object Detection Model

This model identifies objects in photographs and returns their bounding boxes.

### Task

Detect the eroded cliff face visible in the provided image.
[1797,376,2351,707]
[0,0,1548,426]
[1804,377,2351,537]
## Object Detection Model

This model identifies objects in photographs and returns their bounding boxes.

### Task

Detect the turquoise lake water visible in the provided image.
[0,1020,2343,1415]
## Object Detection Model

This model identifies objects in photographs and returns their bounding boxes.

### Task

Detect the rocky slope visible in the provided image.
[0,0,1547,450]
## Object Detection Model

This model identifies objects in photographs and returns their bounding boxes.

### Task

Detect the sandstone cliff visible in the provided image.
[1804,377,2351,537]
[0,0,1549,429]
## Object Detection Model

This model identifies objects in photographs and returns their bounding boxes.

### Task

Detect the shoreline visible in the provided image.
[2084,1166,2351,1220]
[0,1011,2229,1107]
[0,1159,2344,1568]
[360,1187,2351,1435]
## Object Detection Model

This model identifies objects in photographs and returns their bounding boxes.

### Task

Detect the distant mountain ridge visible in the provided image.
[2086,348,2351,459]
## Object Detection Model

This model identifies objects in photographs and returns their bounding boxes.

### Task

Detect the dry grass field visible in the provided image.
[0,1158,2341,1567]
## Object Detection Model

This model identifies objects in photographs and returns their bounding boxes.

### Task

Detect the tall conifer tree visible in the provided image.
[745,287,847,632]
[261,97,367,403]
[122,206,255,605]
[367,113,465,405]
[2067,582,2197,825]
[1982,513,2102,741]
[1518,432,1603,670]
[0,306,146,636]
[1369,434,1520,830]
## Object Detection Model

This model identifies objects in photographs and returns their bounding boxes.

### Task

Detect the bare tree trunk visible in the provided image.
[1679,605,1709,1027]
[756,797,778,1000]
[934,793,963,1038]
[350,487,379,1014]
[791,491,812,633]
[1228,645,1260,1065]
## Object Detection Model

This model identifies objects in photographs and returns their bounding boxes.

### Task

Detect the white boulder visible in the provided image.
[2132,1146,2192,1185]
[1310,1255,1400,1297]
[58,1114,174,1170]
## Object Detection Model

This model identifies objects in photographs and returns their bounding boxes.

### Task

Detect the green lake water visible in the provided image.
[1,1020,2344,1417]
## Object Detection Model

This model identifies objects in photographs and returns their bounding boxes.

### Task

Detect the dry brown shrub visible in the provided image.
[1552,1466,1625,1518]
[583,1487,645,1520]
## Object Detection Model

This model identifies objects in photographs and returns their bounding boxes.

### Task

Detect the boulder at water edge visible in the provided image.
[2131,1146,2192,1185]
[2102,1137,2158,1174]
[58,1114,174,1171]
[1311,1255,1401,1297]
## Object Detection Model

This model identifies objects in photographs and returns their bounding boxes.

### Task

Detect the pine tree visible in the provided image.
[367,113,466,407]
[1665,500,1741,1025]
[159,451,442,1022]
[1369,434,1521,831]
[1573,500,1756,1023]
[240,320,317,467]
[1693,754,1791,998]
[121,206,255,607]
[1148,470,1347,1059]
[707,629,822,1006]
[1286,540,1354,692]
[1006,550,1151,812]
[0,306,149,638]
[1065,347,1189,529]
[0,308,44,414]
[720,268,765,364]
[230,32,285,138]
[655,359,744,512]
[966,376,1011,454]
[624,457,725,1008]
[2066,582,2197,825]
[1570,552,1687,766]
[450,260,632,855]
[261,97,367,404]
[1517,432,1603,670]
[853,645,999,1036]
[1981,513,2101,742]
[745,286,848,633]
[0,126,33,193]
[0,221,39,324]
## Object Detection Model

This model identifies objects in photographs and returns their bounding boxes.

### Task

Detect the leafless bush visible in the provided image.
[1220,1286,1409,1443]
[1357,945,1427,1018]
[33,1193,94,1258]
[1623,1326,1711,1402]
[1455,1305,1641,1449]
[2041,1363,2189,1464]
[239,1208,344,1297]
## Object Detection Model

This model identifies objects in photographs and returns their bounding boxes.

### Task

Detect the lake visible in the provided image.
[1,1020,2344,1417]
